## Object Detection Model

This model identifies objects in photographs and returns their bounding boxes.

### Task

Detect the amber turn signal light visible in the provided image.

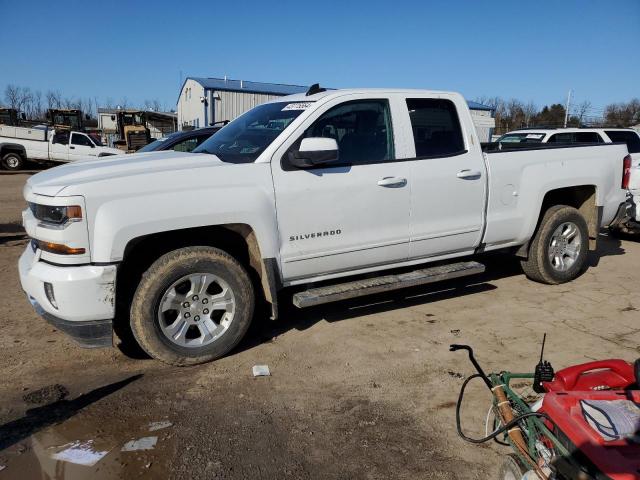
[36,240,86,255]
[66,205,83,220]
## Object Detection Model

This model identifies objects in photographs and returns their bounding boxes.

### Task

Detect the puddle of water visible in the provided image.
[0,420,172,479]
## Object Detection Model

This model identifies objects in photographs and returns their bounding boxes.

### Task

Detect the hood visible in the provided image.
[27,151,227,196]
[97,146,124,155]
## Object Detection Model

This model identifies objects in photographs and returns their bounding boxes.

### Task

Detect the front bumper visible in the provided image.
[27,296,113,348]
[19,244,116,348]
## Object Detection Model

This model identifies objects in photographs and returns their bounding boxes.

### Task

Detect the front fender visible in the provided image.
[82,163,280,263]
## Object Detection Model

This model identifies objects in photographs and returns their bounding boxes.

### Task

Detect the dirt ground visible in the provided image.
[0,169,639,479]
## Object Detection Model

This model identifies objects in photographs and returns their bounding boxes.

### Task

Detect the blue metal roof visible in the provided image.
[188,77,308,96]
[466,100,495,112]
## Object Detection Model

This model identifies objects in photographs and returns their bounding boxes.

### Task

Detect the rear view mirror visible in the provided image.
[289,137,339,168]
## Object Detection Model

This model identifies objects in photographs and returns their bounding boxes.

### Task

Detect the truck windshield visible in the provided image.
[497,132,546,143]
[89,134,103,146]
[193,102,309,163]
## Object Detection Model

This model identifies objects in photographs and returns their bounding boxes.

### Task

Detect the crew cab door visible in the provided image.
[49,130,70,162]
[271,95,411,282]
[401,95,486,258]
[69,132,96,160]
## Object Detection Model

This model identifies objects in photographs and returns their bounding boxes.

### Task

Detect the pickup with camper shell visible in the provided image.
[19,85,631,365]
[0,124,121,170]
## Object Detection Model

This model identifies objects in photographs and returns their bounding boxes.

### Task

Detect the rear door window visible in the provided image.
[172,138,199,152]
[546,133,573,143]
[405,99,465,157]
[574,132,603,143]
[172,136,212,152]
[605,130,640,153]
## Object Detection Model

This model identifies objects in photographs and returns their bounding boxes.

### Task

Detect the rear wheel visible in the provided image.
[1,153,24,171]
[130,246,254,366]
[498,454,528,480]
[521,205,589,284]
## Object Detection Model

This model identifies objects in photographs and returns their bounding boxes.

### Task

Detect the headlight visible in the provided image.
[28,203,82,226]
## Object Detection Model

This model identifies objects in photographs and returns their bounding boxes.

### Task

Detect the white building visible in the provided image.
[466,101,496,142]
[177,77,307,130]
[177,77,496,140]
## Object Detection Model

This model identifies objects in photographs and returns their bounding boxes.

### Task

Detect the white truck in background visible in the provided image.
[0,124,121,170]
[19,86,630,366]
[497,127,640,232]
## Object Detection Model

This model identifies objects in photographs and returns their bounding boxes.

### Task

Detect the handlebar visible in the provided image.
[450,344,493,390]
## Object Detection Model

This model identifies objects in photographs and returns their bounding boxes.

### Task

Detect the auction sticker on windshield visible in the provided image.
[282,102,313,111]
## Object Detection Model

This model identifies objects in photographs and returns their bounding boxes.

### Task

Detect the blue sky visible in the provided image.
[0,0,638,112]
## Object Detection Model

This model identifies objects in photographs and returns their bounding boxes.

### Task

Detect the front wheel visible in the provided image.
[1,153,24,171]
[521,205,589,284]
[130,246,255,366]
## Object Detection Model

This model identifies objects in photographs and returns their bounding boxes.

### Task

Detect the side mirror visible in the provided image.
[289,137,339,168]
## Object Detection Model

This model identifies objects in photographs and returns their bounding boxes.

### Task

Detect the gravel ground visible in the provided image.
[0,169,638,479]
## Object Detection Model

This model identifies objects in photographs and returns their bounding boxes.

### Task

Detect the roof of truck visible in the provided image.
[510,127,637,133]
[267,88,494,111]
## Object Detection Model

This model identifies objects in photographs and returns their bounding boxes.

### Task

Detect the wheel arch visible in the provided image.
[516,184,598,258]
[114,224,280,345]
[0,143,27,159]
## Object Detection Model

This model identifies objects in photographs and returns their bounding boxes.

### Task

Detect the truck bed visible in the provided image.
[481,142,628,251]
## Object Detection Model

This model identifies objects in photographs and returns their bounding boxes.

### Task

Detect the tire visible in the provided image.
[498,454,528,480]
[521,205,589,284]
[130,246,255,366]
[1,153,24,171]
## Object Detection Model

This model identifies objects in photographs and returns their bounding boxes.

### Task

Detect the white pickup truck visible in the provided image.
[19,87,630,365]
[0,125,121,170]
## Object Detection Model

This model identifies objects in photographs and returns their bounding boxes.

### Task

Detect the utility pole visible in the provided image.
[563,89,572,128]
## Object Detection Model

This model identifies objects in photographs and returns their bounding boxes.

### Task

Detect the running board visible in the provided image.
[292,261,485,308]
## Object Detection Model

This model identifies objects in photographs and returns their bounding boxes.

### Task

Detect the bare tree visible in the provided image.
[142,99,163,111]
[4,84,22,109]
[46,90,62,110]
[523,101,537,127]
[20,87,34,117]
[574,101,592,125]
[32,90,43,119]
[604,99,640,127]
